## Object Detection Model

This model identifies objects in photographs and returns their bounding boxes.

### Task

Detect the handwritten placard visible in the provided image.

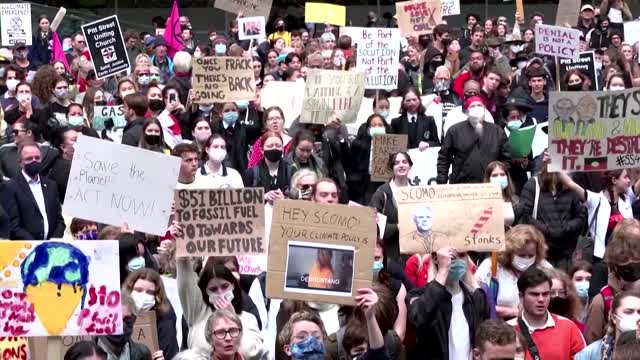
[93,105,126,130]
[192,56,257,104]
[441,0,460,16]
[133,311,159,353]
[64,135,180,236]
[355,28,400,90]
[534,23,581,60]
[370,135,408,182]
[0,240,122,337]
[266,200,376,305]
[301,69,365,124]
[548,89,640,172]
[174,188,265,257]
[395,0,442,36]
[214,0,273,17]
[395,184,505,254]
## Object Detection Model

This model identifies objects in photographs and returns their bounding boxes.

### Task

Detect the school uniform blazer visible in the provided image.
[390,113,440,149]
[1,173,65,240]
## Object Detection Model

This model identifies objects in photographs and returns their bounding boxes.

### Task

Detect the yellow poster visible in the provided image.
[305,3,346,26]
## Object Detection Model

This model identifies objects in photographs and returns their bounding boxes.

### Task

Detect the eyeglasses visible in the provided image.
[12,129,26,135]
[266,117,282,123]
[213,327,241,339]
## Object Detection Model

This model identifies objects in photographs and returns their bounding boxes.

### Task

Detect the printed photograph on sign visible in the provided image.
[214,0,273,17]
[0,240,122,337]
[284,241,354,297]
[238,16,266,41]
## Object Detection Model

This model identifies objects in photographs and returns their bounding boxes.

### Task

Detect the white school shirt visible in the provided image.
[448,290,470,360]
[586,188,635,259]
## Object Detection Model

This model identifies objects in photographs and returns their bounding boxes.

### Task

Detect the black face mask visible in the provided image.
[264,149,282,162]
[276,25,286,31]
[145,135,161,145]
[441,38,452,48]
[548,296,571,316]
[105,315,136,347]
[567,83,583,91]
[24,161,42,177]
[617,263,640,282]
[148,99,164,112]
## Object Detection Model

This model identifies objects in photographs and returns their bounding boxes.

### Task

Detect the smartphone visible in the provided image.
[169,93,177,103]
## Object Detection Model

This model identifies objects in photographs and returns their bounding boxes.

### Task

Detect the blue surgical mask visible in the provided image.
[199,105,213,114]
[127,256,145,272]
[377,110,390,119]
[575,281,590,299]
[223,111,239,124]
[215,44,227,55]
[490,175,509,190]
[290,336,325,360]
[507,120,523,129]
[373,260,384,278]
[150,74,161,83]
[368,127,386,136]
[137,75,150,86]
[68,115,85,126]
[447,258,467,281]
[236,100,249,110]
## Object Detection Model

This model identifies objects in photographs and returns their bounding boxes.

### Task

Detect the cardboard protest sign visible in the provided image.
[555,0,581,27]
[356,28,400,90]
[558,51,599,90]
[395,0,442,36]
[0,3,32,46]
[133,312,159,353]
[370,135,408,182]
[534,24,581,60]
[192,57,256,104]
[516,0,525,24]
[440,0,460,16]
[174,188,265,257]
[0,337,28,359]
[547,89,640,171]
[214,0,273,17]
[29,336,94,360]
[396,184,505,254]
[261,81,305,128]
[238,16,266,41]
[64,136,180,236]
[266,200,376,305]
[81,15,130,80]
[0,240,122,337]
[305,3,346,26]
[301,69,366,124]
[93,105,126,130]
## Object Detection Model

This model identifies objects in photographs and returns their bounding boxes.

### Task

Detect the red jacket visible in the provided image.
[452,71,485,99]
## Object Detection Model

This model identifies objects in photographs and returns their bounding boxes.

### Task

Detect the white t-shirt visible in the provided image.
[196,163,245,189]
[175,175,218,190]
[586,188,635,259]
[448,291,470,360]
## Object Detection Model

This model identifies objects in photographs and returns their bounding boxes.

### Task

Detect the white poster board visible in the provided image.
[261,81,305,128]
[534,23,581,60]
[238,16,266,41]
[0,3,32,46]
[63,136,181,236]
[355,28,400,90]
[440,0,460,16]
[624,21,640,48]
[408,147,446,186]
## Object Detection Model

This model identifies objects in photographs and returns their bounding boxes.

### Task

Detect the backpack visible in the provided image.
[601,285,615,316]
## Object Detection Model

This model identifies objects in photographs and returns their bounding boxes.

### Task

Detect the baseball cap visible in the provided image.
[12,42,26,51]
[581,4,594,12]
[144,36,156,47]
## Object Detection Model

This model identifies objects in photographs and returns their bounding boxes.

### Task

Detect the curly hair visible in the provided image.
[605,219,640,266]
[31,64,59,101]
[498,224,548,270]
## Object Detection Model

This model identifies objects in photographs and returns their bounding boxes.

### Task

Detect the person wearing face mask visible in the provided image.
[138,118,168,154]
[289,168,318,201]
[605,73,626,91]
[577,291,640,360]
[564,69,588,92]
[276,311,327,360]
[70,218,99,240]
[421,25,452,93]
[122,268,179,360]
[407,246,489,360]
[12,42,36,73]
[215,102,249,175]
[483,161,518,228]
[507,267,585,360]
[245,131,293,204]
[96,295,154,360]
[475,225,552,320]
[1,65,41,112]
[571,262,593,322]
[269,18,291,47]
[197,134,244,188]
[212,36,229,56]
[437,96,510,185]
[37,76,72,142]
[589,19,611,50]
[423,66,462,143]
[546,269,586,332]
[0,141,65,239]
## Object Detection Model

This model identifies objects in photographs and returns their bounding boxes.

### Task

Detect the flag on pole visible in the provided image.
[164,0,184,58]
[51,32,70,71]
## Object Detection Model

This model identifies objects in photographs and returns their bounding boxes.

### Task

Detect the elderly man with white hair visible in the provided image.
[423,65,463,143]
[165,51,192,105]
[320,32,336,50]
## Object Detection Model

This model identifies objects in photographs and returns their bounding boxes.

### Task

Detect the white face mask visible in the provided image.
[609,85,625,91]
[207,289,234,307]
[468,106,485,120]
[208,148,227,162]
[616,314,640,332]
[131,290,156,312]
[6,79,19,92]
[512,255,536,271]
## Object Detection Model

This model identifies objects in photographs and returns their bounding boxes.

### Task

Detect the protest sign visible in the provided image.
[555,0,581,27]
[261,81,305,128]
[81,15,130,80]
[547,89,640,171]
[215,0,273,17]
[301,69,366,124]
[534,24,580,60]
[396,184,505,254]
[0,3,32,46]
[238,16,266,41]
[440,0,460,16]
[0,337,28,359]
[174,188,265,257]
[192,56,256,104]
[266,200,376,305]
[558,51,598,90]
[356,28,400,90]
[305,3,346,26]
[407,147,444,186]
[625,21,640,50]
[64,136,180,236]
[516,0,524,23]
[93,105,126,130]
[133,312,159,353]
[370,135,408,182]
[395,0,442,36]
[0,240,122,337]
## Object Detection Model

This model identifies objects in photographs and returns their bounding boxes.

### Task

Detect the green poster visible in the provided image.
[508,125,536,158]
